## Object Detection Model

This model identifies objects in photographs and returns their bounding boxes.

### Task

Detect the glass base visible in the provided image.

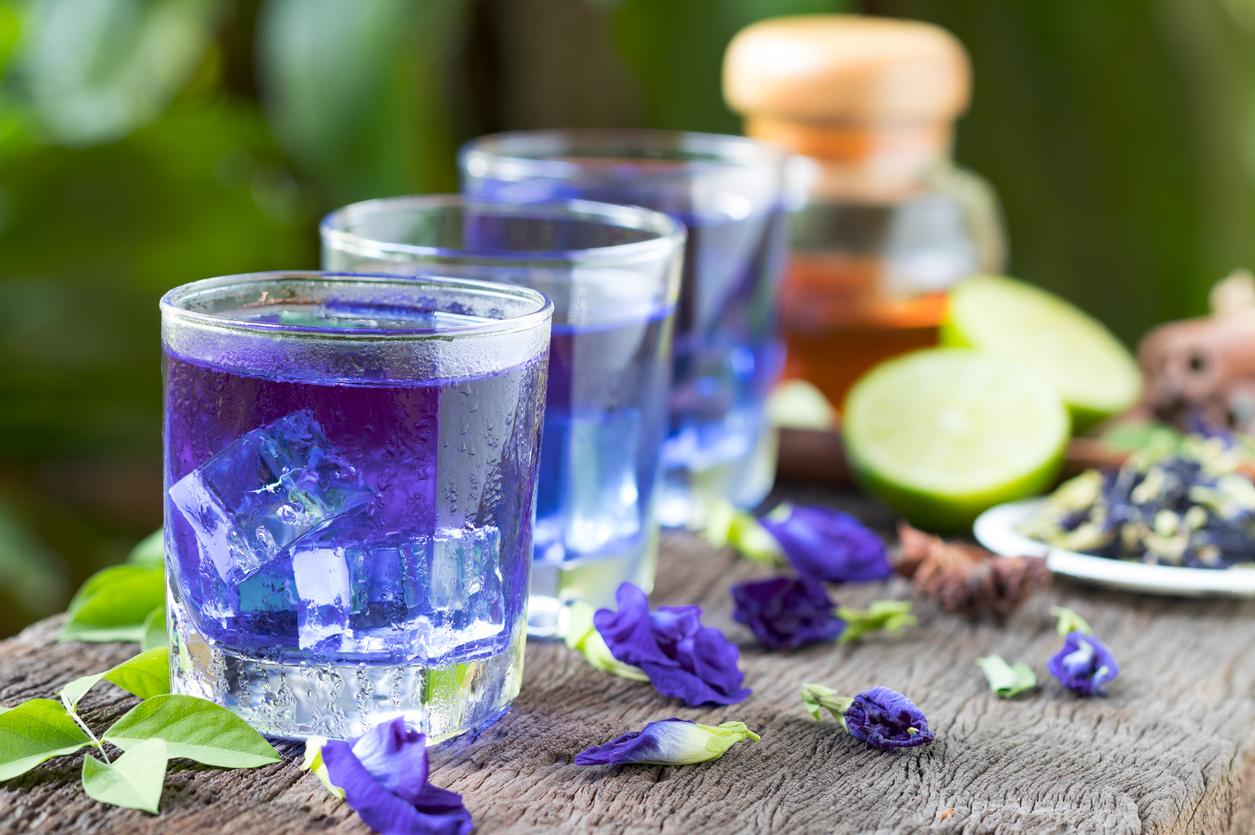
[657,427,778,529]
[169,603,525,742]
[526,529,658,639]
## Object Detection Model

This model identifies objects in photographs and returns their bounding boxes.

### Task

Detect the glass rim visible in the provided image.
[160,270,554,341]
[460,128,792,182]
[319,194,686,267]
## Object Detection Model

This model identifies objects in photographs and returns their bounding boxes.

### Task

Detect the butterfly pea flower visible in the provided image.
[730,575,844,650]
[1049,632,1119,696]
[574,718,760,767]
[564,601,649,683]
[595,583,750,706]
[303,717,472,835]
[759,504,892,583]
[802,684,935,751]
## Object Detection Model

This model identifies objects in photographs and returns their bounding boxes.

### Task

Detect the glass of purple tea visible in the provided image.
[161,271,552,741]
[321,197,684,639]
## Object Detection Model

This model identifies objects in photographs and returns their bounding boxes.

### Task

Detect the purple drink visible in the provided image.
[461,130,795,526]
[162,273,551,741]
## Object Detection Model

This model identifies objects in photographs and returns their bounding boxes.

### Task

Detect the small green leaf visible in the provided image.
[62,564,165,643]
[81,738,167,814]
[104,694,279,768]
[60,648,171,711]
[0,698,90,780]
[564,602,649,683]
[976,656,1038,698]
[837,600,917,644]
[1052,606,1093,636]
[300,737,344,799]
[140,607,166,651]
[703,501,783,566]
[127,530,165,567]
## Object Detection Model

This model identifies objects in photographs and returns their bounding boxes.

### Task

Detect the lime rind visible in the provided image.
[843,348,1070,531]
[942,275,1141,430]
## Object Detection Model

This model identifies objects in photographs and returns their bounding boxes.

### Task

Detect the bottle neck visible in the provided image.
[746,117,955,202]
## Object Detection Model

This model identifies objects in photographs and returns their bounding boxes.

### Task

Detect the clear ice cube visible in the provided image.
[168,410,372,585]
[292,542,352,651]
[285,521,506,659]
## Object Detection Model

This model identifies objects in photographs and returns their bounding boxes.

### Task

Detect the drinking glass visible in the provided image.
[162,271,552,741]
[321,197,684,638]
[460,130,794,528]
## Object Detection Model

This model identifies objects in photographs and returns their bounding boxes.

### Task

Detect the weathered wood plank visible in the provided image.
[1,492,1253,834]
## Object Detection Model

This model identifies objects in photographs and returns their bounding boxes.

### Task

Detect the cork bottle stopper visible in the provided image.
[724,15,971,176]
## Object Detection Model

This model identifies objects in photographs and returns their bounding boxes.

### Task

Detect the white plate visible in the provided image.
[973,499,1255,598]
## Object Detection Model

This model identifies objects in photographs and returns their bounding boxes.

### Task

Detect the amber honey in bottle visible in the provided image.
[724,15,1006,405]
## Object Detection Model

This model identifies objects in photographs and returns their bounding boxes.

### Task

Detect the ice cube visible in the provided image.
[292,542,351,651]
[430,526,504,626]
[168,410,372,584]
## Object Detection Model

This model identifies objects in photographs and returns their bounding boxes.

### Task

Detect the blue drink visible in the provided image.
[461,130,795,526]
[321,198,684,636]
[162,273,552,741]
[530,309,674,625]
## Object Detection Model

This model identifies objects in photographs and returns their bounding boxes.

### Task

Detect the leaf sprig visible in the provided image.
[62,530,166,645]
[0,647,279,814]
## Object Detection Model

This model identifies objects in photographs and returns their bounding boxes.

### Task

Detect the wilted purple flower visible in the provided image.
[759,505,891,583]
[317,718,472,835]
[594,583,750,706]
[730,576,844,650]
[1049,632,1119,696]
[843,686,935,750]
[574,718,759,766]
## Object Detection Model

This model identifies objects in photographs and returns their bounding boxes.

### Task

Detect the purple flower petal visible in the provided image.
[594,583,750,706]
[575,718,760,766]
[760,505,891,583]
[1048,632,1119,696]
[321,720,473,835]
[349,717,430,805]
[731,576,844,650]
[844,686,934,750]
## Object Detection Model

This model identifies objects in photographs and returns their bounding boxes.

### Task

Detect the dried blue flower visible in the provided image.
[594,583,750,706]
[307,718,472,835]
[801,684,935,751]
[1049,632,1119,696]
[759,505,891,583]
[730,576,844,650]
[574,718,759,766]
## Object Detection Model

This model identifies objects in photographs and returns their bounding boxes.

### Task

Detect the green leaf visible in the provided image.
[62,564,165,643]
[976,656,1038,699]
[104,695,279,768]
[703,501,783,566]
[140,607,166,651]
[81,738,167,814]
[127,529,164,566]
[837,600,917,644]
[1051,606,1093,637]
[60,647,170,711]
[0,698,90,781]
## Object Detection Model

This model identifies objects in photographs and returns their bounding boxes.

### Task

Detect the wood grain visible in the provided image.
[1,491,1253,834]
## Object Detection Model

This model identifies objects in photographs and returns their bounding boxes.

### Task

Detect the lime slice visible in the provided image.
[942,275,1141,430]
[843,348,1070,531]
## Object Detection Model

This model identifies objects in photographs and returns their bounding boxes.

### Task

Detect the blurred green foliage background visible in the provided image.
[2,0,1254,633]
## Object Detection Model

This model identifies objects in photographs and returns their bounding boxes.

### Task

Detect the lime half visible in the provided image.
[942,275,1141,430]
[843,348,1070,531]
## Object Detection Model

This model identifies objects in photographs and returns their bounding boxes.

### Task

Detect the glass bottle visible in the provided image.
[724,15,1006,405]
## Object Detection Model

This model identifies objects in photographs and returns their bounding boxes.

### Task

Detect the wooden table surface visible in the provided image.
[1,490,1253,834]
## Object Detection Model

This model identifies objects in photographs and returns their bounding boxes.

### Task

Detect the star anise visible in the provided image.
[895,522,1050,619]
